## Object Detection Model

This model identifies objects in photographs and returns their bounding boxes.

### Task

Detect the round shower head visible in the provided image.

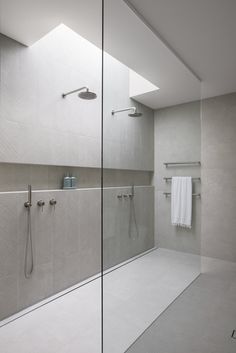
[78,89,97,100]
[128,111,142,117]
[111,106,142,117]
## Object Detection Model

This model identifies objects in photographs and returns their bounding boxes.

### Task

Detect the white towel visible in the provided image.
[171,177,192,228]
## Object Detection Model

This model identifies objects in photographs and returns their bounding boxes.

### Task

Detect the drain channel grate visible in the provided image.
[231,330,236,339]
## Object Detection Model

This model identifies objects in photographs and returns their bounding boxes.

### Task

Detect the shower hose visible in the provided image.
[128,193,139,239]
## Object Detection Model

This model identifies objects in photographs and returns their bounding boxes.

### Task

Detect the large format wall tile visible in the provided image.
[16,193,54,312]
[155,92,236,263]
[154,101,201,255]
[0,27,154,171]
[0,186,154,320]
[0,275,18,320]
[156,191,201,254]
[103,186,154,269]
[201,93,236,262]
[78,189,101,281]
[0,194,18,279]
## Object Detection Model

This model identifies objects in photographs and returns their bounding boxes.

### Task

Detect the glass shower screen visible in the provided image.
[102,1,201,352]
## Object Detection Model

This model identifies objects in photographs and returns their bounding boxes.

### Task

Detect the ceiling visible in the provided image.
[1,1,233,109]
[125,0,236,99]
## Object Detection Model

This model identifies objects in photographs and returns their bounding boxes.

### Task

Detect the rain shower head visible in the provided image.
[128,111,142,117]
[62,87,97,100]
[78,89,97,100]
[111,107,142,117]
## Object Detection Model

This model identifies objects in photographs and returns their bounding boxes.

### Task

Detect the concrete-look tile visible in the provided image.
[17,262,53,312]
[16,192,54,312]
[202,142,236,170]
[103,187,154,270]
[0,120,20,163]
[0,249,199,353]
[103,249,200,353]
[201,168,236,261]
[0,164,16,191]
[155,102,201,164]
[103,169,152,187]
[78,189,101,279]
[52,191,79,258]
[52,252,81,293]
[31,192,53,266]
[51,191,81,292]
[0,275,18,321]
[0,193,18,278]
[0,318,63,353]
[154,101,201,253]
[11,165,31,192]
[1,30,153,170]
[127,256,236,353]
[29,165,49,190]
[155,191,201,254]
[201,92,236,146]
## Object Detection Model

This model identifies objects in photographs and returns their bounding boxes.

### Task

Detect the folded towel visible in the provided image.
[171,177,192,228]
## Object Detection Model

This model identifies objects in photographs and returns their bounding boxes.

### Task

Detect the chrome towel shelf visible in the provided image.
[163,192,201,198]
[164,161,201,167]
[163,177,201,182]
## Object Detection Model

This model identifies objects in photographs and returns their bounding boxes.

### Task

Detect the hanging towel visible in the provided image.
[171,177,192,228]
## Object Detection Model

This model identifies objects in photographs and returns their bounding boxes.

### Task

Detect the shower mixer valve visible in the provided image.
[49,199,57,209]
[37,200,45,211]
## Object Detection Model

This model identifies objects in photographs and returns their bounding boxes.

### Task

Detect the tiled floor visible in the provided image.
[0,248,200,353]
[127,256,236,353]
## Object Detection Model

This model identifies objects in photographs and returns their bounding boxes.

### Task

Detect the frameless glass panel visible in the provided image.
[0,1,102,352]
[102,1,201,352]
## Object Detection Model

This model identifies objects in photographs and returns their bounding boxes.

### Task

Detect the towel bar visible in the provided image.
[163,177,201,182]
[163,192,201,197]
[164,161,201,167]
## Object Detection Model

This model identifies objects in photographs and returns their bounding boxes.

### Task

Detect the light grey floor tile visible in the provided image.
[0,249,200,353]
[127,256,236,353]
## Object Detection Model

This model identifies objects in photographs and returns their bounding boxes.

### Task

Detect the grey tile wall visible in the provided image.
[154,92,236,263]
[103,186,154,269]
[201,92,236,262]
[154,101,201,254]
[0,27,154,171]
[0,186,154,320]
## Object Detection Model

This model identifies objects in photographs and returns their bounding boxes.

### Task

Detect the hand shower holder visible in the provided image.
[24,185,32,208]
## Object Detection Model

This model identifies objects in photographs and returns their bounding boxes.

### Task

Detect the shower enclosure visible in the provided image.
[0,1,201,352]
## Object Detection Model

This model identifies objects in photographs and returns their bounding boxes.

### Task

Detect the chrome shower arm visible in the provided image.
[62,86,88,98]
[112,107,136,115]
